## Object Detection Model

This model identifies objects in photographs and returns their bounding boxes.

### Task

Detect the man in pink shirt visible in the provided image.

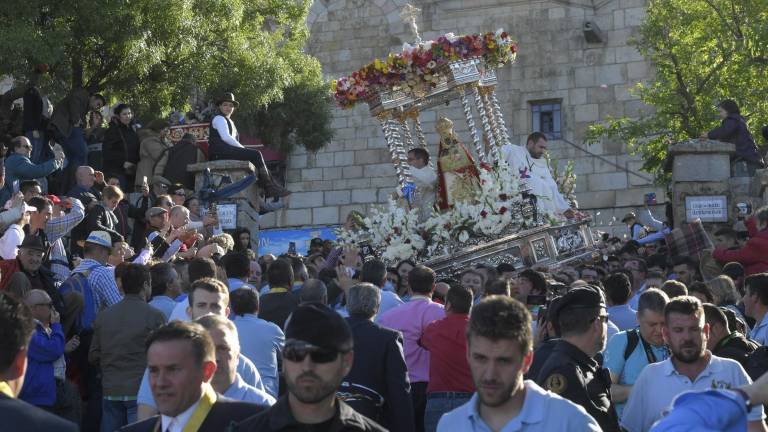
[378,265,445,432]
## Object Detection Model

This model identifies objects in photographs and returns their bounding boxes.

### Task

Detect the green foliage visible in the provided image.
[545,153,576,202]
[0,0,333,153]
[585,0,768,182]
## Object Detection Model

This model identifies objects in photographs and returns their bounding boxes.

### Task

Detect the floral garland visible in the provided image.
[331,29,518,109]
[336,160,536,263]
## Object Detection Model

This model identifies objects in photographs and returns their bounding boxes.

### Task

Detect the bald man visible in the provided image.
[67,165,105,202]
[19,290,79,419]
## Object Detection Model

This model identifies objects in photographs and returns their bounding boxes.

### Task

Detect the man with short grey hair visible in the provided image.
[342,283,414,431]
[299,279,328,305]
[347,282,381,317]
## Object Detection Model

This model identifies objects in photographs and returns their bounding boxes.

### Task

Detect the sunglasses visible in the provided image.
[283,339,343,364]
[34,302,53,308]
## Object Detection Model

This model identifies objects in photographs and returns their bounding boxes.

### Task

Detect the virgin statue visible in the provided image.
[435,117,481,210]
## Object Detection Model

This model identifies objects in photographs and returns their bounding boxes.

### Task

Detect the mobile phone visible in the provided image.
[359,243,375,260]
[644,192,657,205]
[142,176,148,186]
[288,241,297,255]
[737,202,752,216]
[527,294,547,305]
[12,180,19,194]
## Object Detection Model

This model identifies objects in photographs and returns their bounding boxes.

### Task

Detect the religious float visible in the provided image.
[332,6,595,277]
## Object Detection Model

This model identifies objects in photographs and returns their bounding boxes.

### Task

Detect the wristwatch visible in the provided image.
[732,388,753,411]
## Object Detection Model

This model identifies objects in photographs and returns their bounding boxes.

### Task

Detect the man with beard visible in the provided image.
[620,296,766,432]
[535,285,620,431]
[234,303,385,431]
[438,296,600,431]
[502,132,577,218]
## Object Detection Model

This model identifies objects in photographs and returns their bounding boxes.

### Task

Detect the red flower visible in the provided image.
[405,239,412,244]
[393,227,401,235]
[499,207,508,215]
[421,231,429,240]
[443,223,452,230]
[480,210,488,218]
[499,193,508,201]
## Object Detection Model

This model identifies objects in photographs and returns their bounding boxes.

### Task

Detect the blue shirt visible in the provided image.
[607,304,637,331]
[137,353,263,407]
[628,282,650,310]
[604,330,669,416]
[233,314,284,398]
[223,373,276,407]
[228,278,255,292]
[749,313,768,346]
[148,296,176,321]
[437,380,601,432]
[621,355,764,432]
[650,389,748,432]
[376,290,404,319]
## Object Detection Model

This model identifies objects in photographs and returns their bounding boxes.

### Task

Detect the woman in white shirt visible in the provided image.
[207,93,289,198]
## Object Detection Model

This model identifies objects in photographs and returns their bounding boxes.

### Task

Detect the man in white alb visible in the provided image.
[407,147,437,221]
[502,132,575,218]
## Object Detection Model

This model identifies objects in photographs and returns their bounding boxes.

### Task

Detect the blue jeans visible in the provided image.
[61,126,88,170]
[100,399,137,432]
[424,392,473,432]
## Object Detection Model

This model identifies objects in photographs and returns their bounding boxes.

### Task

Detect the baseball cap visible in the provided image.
[146,207,168,219]
[284,303,353,355]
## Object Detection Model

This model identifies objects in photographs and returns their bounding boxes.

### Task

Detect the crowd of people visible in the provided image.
[1,85,768,432]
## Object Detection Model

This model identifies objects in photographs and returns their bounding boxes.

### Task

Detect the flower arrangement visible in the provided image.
[336,161,536,264]
[331,29,518,109]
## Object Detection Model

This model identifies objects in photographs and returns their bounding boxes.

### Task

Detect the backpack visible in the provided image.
[59,264,102,334]
[623,329,663,363]
[744,344,768,381]
[623,329,641,361]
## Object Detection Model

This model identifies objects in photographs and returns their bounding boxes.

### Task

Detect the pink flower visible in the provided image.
[480,210,488,218]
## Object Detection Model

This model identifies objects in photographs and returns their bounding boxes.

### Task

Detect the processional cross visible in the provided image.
[400,4,422,44]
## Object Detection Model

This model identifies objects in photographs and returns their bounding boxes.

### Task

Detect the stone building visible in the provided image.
[259,0,663,237]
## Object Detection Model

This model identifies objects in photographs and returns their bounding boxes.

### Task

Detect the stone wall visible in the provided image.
[260,0,661,237]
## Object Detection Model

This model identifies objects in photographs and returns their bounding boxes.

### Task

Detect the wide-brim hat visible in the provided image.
[18,236,46,252]
[85,231,112,249]
[216,92,239,107]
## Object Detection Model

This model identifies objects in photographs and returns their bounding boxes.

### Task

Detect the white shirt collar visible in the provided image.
[161,395,202,432]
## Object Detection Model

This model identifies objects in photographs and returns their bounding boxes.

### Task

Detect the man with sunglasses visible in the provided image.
[235,303,386,431]
[535,285,620,431]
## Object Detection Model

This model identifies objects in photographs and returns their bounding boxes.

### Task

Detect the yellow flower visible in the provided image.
[331,80,338,92]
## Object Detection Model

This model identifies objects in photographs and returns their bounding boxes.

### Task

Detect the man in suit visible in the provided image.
[0,292,78,431]
[342,283,415,431]
[120,320,264,431]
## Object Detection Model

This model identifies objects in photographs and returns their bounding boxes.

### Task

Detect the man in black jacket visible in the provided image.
[0,293,78,431]
[72,185,124,255]
[235,303,385,431]
[704,303,758,371]
[343,283,414,431]
[119,321,263,432]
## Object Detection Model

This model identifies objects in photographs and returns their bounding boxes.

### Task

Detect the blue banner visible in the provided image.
[258,226,339,256]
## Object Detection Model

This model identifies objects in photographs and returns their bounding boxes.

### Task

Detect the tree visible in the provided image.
[0,0,333,152]
[585,0,768,182]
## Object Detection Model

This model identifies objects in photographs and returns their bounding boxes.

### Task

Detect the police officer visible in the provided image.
[535,286,620,432]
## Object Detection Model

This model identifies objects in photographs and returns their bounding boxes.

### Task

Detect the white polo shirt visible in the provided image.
[620,354,764,432]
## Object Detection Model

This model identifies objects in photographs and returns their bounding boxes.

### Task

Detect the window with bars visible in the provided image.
[530,101,562,139]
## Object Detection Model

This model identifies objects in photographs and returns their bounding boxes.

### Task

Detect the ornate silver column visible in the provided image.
[489,90,512,146]
[459,86,486,164]
[379,115,411,188]
[473,86,497,162]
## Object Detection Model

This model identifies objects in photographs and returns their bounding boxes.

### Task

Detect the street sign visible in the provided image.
[685,195,727,222]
